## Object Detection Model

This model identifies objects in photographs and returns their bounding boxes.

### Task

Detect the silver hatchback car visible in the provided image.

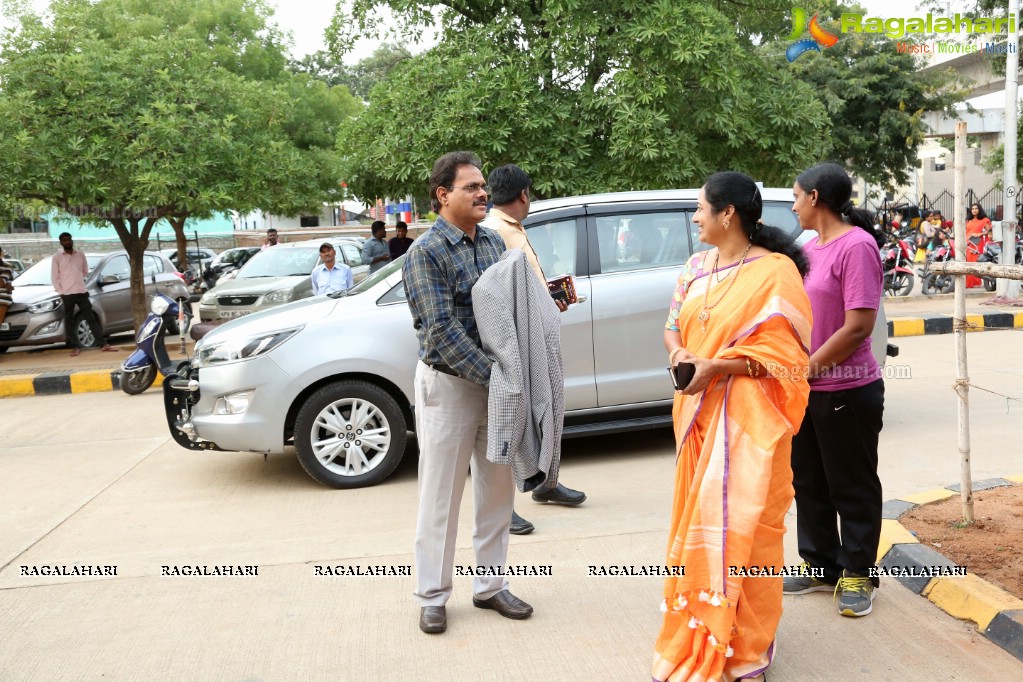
[1,251,189,351]
[163,189,890,488]
[197,238,370,322]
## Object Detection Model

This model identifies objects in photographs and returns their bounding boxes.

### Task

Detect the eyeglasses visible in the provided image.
[447,183,490,194]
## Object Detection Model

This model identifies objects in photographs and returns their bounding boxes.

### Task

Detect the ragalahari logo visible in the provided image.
[786,8,840,61]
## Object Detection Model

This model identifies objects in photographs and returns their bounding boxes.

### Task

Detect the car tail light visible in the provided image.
[173,272,185,281]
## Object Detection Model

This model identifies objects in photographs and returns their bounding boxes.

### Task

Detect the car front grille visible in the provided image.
[218,295,260,306]
[0,326,27,342]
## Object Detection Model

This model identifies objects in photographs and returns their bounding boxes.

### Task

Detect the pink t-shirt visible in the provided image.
[802,228,883,392]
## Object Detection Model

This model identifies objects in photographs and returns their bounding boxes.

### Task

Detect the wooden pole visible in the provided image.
[932,261,1023,279]
[1002,0,1021,298]
[953,121,974,525]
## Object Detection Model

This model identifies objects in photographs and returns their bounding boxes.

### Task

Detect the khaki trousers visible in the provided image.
[413,361,514,606]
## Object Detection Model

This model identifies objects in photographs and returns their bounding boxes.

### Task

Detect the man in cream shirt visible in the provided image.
[481,164,587,535]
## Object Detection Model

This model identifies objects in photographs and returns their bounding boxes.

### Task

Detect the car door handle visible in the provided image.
[576,295,587,303]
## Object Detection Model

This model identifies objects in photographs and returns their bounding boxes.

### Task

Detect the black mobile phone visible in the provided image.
[668,362,696,391]
[551,289,568,302]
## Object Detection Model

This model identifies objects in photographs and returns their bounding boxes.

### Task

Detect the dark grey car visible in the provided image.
[0,251,190,351]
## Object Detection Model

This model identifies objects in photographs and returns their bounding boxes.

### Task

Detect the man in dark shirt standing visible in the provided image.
[388,220,414,259]
[361,221,390,273]
[403,151,532,635]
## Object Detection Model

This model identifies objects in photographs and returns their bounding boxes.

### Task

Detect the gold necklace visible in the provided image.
[698,242,753,331]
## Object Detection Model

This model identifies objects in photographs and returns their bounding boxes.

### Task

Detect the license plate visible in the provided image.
[219,310,248,319]
[0,322,8,331]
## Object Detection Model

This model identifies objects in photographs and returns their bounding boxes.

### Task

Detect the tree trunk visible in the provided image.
[168,214,189,274]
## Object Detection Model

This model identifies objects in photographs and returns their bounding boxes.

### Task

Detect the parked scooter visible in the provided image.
[920,232,956,296]
[120,293,192,395]
[881,237,915,296]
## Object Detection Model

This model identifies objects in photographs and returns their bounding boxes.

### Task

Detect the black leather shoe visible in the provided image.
[419,606,446,634]
[472,590,533,619]
[531,483,586,506]
[509,510,534,535]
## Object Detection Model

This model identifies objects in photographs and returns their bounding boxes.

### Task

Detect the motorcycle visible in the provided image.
[976,236,1023,292]
[120,293,192,395]
[920,232,956,296]
[881,237,915,296]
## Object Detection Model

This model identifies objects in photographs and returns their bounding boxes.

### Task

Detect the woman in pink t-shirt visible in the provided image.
[783,162,885,619]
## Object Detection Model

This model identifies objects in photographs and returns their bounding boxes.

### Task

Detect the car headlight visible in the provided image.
[199,291,217,305]
[262,288,294,305]
[195,327,303,367]
[27,297,63,314]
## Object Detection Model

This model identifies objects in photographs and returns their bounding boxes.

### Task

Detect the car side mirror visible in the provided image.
[99,275,119,286]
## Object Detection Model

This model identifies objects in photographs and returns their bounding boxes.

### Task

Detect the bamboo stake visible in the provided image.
[953,121,974,525]
[932,261,1023,279]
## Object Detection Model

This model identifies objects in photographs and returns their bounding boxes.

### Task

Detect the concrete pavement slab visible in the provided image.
[2,333,1023,679]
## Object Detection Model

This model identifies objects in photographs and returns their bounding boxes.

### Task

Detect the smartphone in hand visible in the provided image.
[668,362,696,391]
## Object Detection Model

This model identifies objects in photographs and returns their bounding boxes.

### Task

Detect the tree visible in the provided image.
[330,0,831,200]
[83,0,358,269]
[0,0,357,327]
[291,44,412,100]
[782,3,966,190]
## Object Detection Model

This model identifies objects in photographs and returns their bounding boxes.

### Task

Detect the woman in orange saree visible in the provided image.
[653,172,812,682]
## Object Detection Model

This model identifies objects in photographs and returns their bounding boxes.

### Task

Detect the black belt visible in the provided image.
[430,363,460,378]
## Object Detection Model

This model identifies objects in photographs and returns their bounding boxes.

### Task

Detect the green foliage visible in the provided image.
[332,0,830,201]
[291,44,412,100]
[781,6,967,189]
[0,0,355,324]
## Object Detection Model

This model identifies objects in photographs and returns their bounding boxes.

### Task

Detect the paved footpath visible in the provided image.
[2,292,1021,399]
[0,332,1021,679]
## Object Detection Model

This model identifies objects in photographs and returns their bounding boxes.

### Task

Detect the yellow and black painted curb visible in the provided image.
[878,476,1023,663]
[888,311,1023,337]
[0,369,162,398]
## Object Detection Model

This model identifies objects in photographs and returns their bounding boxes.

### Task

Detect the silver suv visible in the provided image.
[2,251,189,351]
[163,189,890,488]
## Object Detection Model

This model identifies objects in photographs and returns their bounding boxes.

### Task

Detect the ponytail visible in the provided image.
[749,221,810,277]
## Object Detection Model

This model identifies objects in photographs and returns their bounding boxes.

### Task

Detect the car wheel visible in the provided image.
[294,380,407,489]
[73,312,101,348]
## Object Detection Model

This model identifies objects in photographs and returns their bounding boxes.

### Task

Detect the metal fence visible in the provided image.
[863,188,1010,224]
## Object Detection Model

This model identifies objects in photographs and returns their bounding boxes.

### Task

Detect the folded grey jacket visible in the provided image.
[472,249,564,492]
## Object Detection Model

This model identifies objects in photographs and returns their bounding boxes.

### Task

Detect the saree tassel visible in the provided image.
[659,600,668,613]
[725,646,735,658]
[687,616,700,629]
[710,592,723,607]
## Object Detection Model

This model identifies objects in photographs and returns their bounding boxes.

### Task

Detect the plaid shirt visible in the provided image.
[403,215,506,386]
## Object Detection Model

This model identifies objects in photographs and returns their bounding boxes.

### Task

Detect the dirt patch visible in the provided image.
[899,484,1023,600]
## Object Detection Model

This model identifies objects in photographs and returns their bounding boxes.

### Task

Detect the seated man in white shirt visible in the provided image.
[311,243,353,295]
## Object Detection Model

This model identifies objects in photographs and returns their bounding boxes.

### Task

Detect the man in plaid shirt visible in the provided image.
[404,151,533,635]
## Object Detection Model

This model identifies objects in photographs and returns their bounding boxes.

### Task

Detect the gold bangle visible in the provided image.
[746,357,758,378]
[670,348,685,365]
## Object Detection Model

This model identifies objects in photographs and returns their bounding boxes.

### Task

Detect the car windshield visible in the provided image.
[13,255,103,285]
[219,249,250,265]
[237,247,319,278]
[330,254,405,298]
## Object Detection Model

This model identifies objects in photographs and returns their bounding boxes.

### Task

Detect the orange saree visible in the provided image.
[653,252,812,682]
